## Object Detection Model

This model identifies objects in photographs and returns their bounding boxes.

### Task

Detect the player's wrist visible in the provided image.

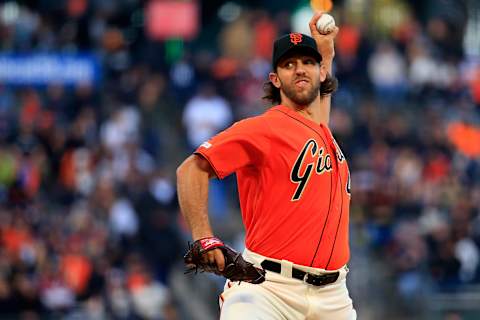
[321,53,334,63]
[192,232,214,241]
[192,225,215,240]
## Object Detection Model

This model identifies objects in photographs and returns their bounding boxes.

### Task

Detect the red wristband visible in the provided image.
[198,237,224,251]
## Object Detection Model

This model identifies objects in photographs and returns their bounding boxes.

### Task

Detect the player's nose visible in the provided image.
[295,61,307,75]
[295,68,307,76]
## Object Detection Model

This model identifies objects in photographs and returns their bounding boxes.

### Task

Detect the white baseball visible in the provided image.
[316,13,336,35]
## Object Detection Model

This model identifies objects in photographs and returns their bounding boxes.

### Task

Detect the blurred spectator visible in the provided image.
[182,82,233,150]
[127,261,173,319]
[182,83,233,221]
[368,41,407,105]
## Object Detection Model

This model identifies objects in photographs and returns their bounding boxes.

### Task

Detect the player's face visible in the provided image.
[274,53,323,107]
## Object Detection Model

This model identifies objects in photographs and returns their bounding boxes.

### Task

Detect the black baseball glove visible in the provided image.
[184,237,265,284]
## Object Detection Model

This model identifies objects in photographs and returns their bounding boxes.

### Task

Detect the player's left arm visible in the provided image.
[309,12,339,122]
[176,154,226,271]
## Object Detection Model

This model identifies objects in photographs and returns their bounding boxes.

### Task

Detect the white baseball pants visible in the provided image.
[219,249,356,320]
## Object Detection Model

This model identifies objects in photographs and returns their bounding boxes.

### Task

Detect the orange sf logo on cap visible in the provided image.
[290,33,303,45]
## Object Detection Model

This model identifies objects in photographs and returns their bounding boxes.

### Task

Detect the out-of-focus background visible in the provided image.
[0,0,479,319]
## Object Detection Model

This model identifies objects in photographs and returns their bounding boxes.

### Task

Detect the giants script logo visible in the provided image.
[290,33,303,45]
[290,139,332,201]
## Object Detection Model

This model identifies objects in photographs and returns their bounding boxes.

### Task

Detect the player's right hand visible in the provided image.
[309,12,339,60]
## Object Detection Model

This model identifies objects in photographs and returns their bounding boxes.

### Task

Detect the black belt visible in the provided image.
[260,260,339,287]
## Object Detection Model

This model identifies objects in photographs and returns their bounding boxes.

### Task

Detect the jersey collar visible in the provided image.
[272,105,339,152]
[272,105,327,136]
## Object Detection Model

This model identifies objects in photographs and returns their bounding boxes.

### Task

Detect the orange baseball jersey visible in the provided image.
[195,105,351,270]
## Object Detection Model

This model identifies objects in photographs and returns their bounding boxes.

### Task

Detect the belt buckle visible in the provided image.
[304,273,324,286]
[304,272,339,286]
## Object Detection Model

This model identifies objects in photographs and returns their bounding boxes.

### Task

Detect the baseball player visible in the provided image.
[177,12,356,319]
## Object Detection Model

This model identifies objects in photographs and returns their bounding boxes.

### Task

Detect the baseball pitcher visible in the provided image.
[177,12,357,319]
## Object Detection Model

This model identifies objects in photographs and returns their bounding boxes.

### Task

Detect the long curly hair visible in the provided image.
[262,73,338,105]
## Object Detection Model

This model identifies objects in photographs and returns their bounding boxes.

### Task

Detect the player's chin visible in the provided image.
[292,96,313,106]
[296,90,314,99]
[292,87,309,98]
[292,91,318,105]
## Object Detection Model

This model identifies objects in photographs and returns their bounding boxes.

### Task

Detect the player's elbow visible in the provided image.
[177,155,216,180]
[176,157,191,181]
[176,155,201,180]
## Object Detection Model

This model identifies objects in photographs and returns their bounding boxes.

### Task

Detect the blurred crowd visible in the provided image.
[0,0,479,319]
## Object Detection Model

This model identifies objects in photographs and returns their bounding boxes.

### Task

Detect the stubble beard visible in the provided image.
[280,78,321,107]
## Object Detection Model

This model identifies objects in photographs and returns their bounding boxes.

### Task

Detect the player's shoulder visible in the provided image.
[228,106,285,134]
[231,112,269,129]
[257,105,300,130]
[245,105,286,121]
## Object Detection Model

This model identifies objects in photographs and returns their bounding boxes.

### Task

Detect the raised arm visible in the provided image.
[309,12,339,122]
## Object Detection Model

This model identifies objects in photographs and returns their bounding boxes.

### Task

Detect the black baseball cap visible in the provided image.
[272,33,322,69]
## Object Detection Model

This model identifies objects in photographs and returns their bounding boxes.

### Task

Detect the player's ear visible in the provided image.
[319,64,327,82]
[269,72,281,89]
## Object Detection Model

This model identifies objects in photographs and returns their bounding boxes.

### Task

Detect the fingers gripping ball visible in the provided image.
[184,237,266,284]
[316,13,336,35]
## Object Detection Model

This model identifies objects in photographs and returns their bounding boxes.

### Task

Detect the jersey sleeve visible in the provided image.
[194,116,271,179]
